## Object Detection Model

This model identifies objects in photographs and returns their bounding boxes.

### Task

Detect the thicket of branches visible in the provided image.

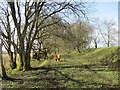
[0,0,92,79]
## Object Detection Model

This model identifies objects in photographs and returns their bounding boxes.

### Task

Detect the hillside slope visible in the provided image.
[79,46,119,69]
[2,46,119,89]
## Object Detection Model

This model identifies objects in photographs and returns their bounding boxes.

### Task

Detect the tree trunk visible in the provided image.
[0,62,7,79]
[0,35,7,79]
[8,51,16,69]
[76,45,81,53]
[107,42,110,47]
[13,50,17,69]
[19,53,24,69]
[107,30,110,47]
[24,51,31,70]
[18,41,25,70]
[94,40,97,48]
[95,44,97,48]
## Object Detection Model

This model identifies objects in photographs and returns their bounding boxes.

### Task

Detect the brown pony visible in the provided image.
[54,54,61,61]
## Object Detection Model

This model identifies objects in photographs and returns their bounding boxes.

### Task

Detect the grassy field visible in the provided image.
[1,46,120,89]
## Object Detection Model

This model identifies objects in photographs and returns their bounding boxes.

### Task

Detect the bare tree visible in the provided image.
[0,4,17,69]
[53,21,93,53]
[103,20,117,47]
[0,1,90,70]
[66,21,93,53]
[93,19,117,47]
[91,26,100,48]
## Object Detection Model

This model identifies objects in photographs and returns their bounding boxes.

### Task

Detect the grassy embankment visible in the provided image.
[2,46,120,89]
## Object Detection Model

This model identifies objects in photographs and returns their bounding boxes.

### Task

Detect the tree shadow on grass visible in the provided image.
[48,64,116,72]
[43,64,119,88]
[53,68,120,89]
[28,63,118,87]
[3,63,119,89]
[10,67,99,88]
[50,68,111,88]
[27,66,118,89]
[1,76,22,82]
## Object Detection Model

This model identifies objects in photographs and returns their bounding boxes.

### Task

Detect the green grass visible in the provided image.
[2,46,120,89]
